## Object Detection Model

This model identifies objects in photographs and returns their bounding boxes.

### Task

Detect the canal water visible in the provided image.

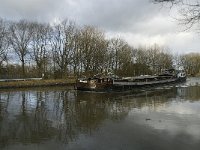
[0,77,200,150]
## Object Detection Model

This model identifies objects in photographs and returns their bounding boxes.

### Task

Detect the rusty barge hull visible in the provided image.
[76,76,186,92]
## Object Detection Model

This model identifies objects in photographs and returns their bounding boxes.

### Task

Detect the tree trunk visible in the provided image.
[22,59,26,78]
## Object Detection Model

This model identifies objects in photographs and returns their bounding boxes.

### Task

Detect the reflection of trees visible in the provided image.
[0,89,132,147]
[0,91,57,148]
[32,91,56,142]
[0,92,10,121]
[76,92,131,122]
[1,86,200,147]
[0,92,10,148]
[118,88,177,110]
[56,91,79,143]
[51,91,133,143]
[115,86,200,111]
[177,86,200,101]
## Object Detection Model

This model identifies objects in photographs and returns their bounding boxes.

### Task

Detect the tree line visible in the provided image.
[0,18,199,79]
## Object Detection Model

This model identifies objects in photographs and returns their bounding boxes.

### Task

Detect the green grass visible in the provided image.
[0,79,76,89]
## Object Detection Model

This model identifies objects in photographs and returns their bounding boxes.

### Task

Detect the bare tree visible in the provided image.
[0,19,8,67]
[51,20,77,78]
[78,26,108,75]
[9,20,34,78]
[0,18,180,78]
[133,44,173,75]
[31,22,51,77]
[153,0,200,30]
[70,28,81,76]
[147,44,173,74]
[179,53,200,75]
[134,46,151,75]
[107,38,132,75]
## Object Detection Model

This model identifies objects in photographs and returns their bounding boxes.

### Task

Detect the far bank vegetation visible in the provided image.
[0,18,200,79]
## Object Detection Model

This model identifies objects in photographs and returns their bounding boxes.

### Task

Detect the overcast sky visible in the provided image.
[0,0,200,54]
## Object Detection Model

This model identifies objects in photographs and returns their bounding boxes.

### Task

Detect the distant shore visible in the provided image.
[0,79,76,89]
[0,75,198,90]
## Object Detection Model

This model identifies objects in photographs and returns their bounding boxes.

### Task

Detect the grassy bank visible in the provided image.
[0,79,76,89]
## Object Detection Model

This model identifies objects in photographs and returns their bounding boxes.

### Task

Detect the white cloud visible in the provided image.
[0,0,199,54]
[0,0,67,22]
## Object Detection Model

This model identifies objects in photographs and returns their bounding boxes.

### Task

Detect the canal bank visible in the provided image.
[0,78,76,89]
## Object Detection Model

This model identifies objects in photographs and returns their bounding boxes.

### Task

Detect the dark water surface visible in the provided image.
[1,77,200,150]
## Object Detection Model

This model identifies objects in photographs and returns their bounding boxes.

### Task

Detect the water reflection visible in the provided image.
[0,78,200,150]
